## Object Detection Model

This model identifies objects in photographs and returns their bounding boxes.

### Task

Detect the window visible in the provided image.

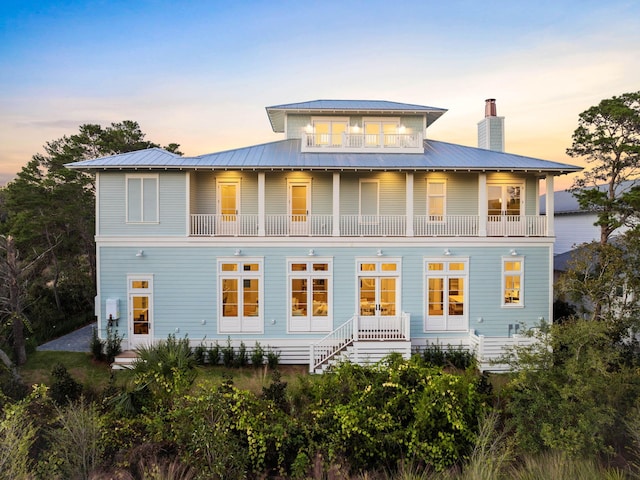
[288,259,332,332]
[127,174,158,223]
[312,117,348,146]
[218,259,263,333]
[363,118,400,147]
[359,180,379,217]
[427,179,446,221]
[502,257,523,307]
[127,275,153,345]
[425,258,468,331]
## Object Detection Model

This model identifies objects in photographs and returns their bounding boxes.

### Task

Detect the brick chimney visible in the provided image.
[477,98,504,152]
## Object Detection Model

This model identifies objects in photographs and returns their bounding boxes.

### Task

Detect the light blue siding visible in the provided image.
[98,244,550,344]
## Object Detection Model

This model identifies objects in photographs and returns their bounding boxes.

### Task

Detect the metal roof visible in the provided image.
[266,99,448,132]
[66,139,581,175]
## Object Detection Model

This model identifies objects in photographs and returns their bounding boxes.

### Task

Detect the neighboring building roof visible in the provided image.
[540,180,639,214]
[66,139,582,174]
[265,99,448,132]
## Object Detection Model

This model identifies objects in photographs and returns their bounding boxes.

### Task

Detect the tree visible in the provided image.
[566,91,640,244]
[0,121,181,360]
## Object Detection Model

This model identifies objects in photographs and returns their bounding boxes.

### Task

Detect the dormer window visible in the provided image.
[363,118,401,147]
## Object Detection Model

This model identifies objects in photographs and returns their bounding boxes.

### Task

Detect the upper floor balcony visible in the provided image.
[190,214,548,237]
[301,132,424,154]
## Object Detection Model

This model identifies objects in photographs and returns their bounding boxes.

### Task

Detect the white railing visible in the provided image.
[469,329,540,372]
[190,214,258,236]
[264,214,333,236]
[356,312,410,341]
[302,132,424,152]
[486,215,547,237]
[414,215,479,236]
[310,316,355,372]
[190,214,547,237]
[340,215,407,236]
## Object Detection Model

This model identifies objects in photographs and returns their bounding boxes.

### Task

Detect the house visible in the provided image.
[66,98,581,372]
[540,182,633,256]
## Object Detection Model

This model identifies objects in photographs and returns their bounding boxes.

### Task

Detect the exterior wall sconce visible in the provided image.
[510,249,518,256]
[308,249,315,256]
[305,124,313,133]
[136,250,144,257]
[443,249,451,256]
[352,124,360,132]
[376,249,383,256]
[234,249,242,256]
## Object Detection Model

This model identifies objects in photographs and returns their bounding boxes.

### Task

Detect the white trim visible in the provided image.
[332,172,340,236]
[355,257,402,317]
[216,178,241,216]
[501,256,524,308]
[406,172,414,236]
[185,172,190,235]
[96,172,101,237]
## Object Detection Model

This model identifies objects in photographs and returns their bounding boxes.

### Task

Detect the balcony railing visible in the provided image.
[301,132,424,153]
[190,214,548,237]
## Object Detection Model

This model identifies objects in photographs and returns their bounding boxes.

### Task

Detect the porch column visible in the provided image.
[545,175,555,237]
[406,172,414,237]
[333,172,340,236]
[258,172,265,236]
[478,173,487,237]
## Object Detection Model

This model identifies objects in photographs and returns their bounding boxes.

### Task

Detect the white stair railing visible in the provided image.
[310,315,356,372]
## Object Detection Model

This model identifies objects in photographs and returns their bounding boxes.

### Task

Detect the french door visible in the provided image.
[357,260,400,337]
[288,180,310,235]
[217,181,239,235]
[487,183,523,235]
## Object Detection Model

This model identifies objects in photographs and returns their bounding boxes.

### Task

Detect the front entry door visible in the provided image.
[487,183,523,236]
[217,181,239,235]
[128,276,153,348]
[288,181,310,235]
[357,259,400,338]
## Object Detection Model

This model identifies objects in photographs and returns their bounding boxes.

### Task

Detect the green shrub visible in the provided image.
[90,326,105,362]
[193,341,207,365]
[234,341,248,368]
[105,326,123,364]
[251,342,264,368]
[266,347,280,369]
[50,363,82,405]
[208,341,221,366]
[222,338,235,367]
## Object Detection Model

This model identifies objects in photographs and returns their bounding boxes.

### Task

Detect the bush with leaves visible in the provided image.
[298,354,487,473]
[503,319,640,457]
[50,363,82,405]
[251,342,264,368]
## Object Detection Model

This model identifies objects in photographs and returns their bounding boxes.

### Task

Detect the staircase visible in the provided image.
[111,350,138,370]
[310,313,411,374]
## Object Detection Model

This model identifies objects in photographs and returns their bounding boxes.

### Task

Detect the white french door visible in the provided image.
[288,180,310,235]
[487,183,523,236]
[217,181,240,235]
[357,259,400,336]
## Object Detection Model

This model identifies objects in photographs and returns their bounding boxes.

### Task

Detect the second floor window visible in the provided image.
[127,174,158,223]
[427,179,446,221]
[312,118,348,146]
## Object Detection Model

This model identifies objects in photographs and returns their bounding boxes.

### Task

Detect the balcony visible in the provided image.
[301,132,424,153]
[190,214,548,237]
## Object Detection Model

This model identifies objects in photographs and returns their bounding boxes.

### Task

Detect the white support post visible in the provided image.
[406,172,414,237]
[478,173,487,237]
[333,172,340,236]
[258,172,265,236]
[545,175,555,237]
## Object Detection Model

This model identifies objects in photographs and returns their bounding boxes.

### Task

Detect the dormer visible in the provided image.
[266,100,447,154]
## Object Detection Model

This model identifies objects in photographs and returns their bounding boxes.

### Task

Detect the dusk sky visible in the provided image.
[1,0,639,190]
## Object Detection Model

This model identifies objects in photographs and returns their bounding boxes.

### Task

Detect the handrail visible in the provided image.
[310,315,355,372]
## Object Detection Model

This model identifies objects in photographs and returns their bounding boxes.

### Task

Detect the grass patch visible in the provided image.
[19,351,113,392]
